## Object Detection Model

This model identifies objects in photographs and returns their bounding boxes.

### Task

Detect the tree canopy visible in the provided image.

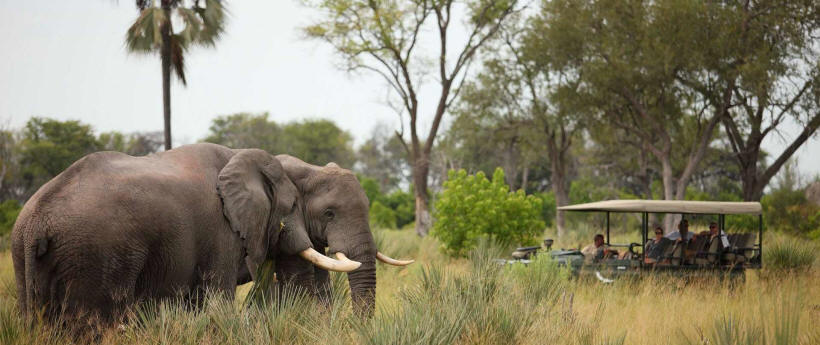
[204,113,356,167]
[303,0,523,236]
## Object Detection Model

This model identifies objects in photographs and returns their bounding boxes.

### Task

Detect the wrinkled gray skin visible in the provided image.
[11,143,312,327]
[275,155,377,316]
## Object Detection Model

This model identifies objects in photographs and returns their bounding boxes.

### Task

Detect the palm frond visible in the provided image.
[175,7,202,48]
[125,7,167,53]
[135,0,150,10]
[194,0,227,47]
[170,34,187,85]
[166,0,184,9]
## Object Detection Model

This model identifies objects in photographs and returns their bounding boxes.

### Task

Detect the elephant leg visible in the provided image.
[188,257,238,309]
[274,253,316,298]
[59,253,141,330]
[236,263,252,286]
[11,232,27,320]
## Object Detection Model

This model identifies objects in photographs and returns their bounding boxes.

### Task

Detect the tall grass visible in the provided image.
[0,232,817,344]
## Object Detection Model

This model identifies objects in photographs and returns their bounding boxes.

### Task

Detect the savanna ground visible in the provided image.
[0,228,818,345]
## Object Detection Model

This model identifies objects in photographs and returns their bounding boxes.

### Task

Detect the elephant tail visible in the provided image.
[21,215,57,323]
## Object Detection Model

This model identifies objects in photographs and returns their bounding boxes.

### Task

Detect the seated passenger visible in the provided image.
[581,234,616,262]
[645,226,672,264]
[706,221,729,248]
[665,219,694,243]
[694,223,728,265]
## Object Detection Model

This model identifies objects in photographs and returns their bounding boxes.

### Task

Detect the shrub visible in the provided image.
[358,175,382,205]
[432,168,544,256]
[0,200,21,238]
[382,189,415,229]
[356,174,416,230]
[762,188,820,235]
[534,192,556,228]
[369,201,397,229]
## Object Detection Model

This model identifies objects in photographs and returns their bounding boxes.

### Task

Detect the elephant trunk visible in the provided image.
[331,224,377,318]
[346,253,376,317]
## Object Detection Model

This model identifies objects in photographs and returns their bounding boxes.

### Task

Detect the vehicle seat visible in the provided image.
[722,234,739,263]
[663,242,686,266]
[645,238,672,264]
[694,236,722,266]
[731,233,758,265]
[685,236,708,265]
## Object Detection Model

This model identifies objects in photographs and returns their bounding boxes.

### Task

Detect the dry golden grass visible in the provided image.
[0,229,818,345]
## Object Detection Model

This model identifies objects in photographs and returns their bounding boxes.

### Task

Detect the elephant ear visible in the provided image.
[217,149,283,277]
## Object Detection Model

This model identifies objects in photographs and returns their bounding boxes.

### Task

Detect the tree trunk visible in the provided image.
[552,171,569,239]
[502,136,518,190]
[0,164,6,196]
[660,156,677,233]
[161,6,173,151]
[738,153,763,201]
[547,132,570,239]
[413,151,432,236]
[731,113,820,201]
[638,151,659,226]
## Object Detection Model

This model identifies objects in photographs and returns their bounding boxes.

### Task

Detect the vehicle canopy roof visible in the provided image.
[557,200,762,215]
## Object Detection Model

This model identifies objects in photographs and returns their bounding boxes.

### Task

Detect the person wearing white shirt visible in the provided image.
[706,221,730,248]
[665,219,695,242]
[581,234,617,262]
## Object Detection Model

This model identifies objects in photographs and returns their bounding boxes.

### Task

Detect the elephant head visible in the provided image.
[216,149,360,283]
[276,155,413,316]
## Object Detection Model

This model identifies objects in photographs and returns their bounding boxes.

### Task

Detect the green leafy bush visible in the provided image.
[432,168,545,256]
[534,192,556,228]
[0,200,21,238]
[358,175,382,206]
[357,174,415,230]
[762,187,820,235]
[382,189,415,229]
[369,201,397,229]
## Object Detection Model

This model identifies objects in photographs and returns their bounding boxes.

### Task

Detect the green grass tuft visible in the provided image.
[764,236,817,271]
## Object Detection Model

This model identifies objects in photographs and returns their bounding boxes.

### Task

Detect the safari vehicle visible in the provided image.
[508,200,763,280]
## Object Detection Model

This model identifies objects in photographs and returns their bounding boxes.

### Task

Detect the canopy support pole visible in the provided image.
[719,214,725,235]
[606,211,611,245]
[759,214,763,267]
[641,212,647,269]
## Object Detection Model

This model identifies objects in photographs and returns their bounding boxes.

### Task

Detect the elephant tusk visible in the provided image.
[299,248,361,272]
[376,252,415,266]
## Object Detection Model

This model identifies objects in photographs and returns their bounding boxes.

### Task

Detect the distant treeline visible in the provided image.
[0,115,415,238]
[1,113,818,241]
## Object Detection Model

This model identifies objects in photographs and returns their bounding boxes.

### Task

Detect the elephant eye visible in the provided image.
[323,209,335,220]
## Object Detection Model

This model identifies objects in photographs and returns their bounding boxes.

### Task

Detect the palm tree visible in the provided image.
[126,0,226,150]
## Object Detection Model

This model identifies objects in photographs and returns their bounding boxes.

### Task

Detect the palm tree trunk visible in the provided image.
[161,6,173,151]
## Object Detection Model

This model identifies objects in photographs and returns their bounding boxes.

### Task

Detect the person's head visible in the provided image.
[594,234,605,247]
[654,226,663,239]
[709,222,719,235]
[678,219,689,233]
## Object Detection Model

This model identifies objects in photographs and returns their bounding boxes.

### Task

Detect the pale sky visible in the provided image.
[1,0,818,178]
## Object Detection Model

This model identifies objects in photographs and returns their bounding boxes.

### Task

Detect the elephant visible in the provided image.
[10,143,361,329]
[273,155,414,316]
